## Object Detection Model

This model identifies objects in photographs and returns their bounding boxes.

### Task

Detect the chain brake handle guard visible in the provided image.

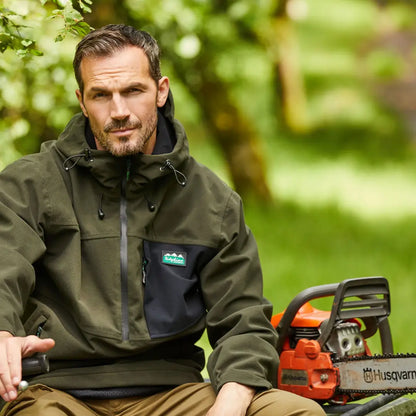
[275,276,393,355]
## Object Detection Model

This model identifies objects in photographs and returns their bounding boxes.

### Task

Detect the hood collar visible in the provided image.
[51,90,189,190]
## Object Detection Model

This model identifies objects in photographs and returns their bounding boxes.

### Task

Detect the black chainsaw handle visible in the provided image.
[21,354,49,377]
[275,276,393,355]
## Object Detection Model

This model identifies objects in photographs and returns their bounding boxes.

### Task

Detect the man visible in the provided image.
[0,25,324,415]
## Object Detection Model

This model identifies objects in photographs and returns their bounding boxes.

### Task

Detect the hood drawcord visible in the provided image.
[160,159,187,187]
[98,194,105,220]
[63,149,93,171]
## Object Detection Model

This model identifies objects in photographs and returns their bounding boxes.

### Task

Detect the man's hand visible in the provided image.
[206,382,256,416]
[0,331,55,402]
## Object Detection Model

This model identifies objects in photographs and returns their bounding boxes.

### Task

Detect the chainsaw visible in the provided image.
[271,276,416,405]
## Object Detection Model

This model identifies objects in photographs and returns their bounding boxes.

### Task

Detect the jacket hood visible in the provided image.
[45,90,189,190]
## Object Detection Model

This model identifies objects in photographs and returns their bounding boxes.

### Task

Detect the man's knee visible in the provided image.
[248,389,325,416]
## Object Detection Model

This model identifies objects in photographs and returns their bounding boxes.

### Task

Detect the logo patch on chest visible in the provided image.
[162,251,187,267]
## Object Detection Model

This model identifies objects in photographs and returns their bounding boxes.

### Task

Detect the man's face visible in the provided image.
[76,46,169,156]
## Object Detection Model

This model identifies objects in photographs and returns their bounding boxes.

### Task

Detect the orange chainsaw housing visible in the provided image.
[272,302,368,403]
[277,338,338,400]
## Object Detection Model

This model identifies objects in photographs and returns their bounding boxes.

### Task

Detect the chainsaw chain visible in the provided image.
[331,352,416,363]
[332,353,416,395]
[336,387,416,395]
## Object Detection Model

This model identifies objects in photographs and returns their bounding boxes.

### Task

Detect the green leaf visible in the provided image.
[72,21,91,36]
[55,33,65,42]
[63,8,83,24]
[15,48,29,57]
[21,39,33,47]
[0,8,18,17]
[78,1,92,14]
[55,0,71,8]
[29,48,43,56]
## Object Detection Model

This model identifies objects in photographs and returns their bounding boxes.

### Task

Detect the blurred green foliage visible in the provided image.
[0,0,94,164]
[1,0,416,166]
[0,0,92,55]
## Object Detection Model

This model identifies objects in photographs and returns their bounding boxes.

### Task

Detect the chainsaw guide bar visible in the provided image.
[333,353,416,395]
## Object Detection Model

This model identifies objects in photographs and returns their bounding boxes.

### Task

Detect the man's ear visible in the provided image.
[76,89,88,117]
[156,77,170,108]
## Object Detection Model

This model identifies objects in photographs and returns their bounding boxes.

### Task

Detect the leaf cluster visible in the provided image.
[47,0,93,42]
[0,7,43,57]
[0,0,94,168]
[0,0,93,57]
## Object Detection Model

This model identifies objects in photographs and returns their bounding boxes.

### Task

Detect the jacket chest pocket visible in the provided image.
[142,240,216,339]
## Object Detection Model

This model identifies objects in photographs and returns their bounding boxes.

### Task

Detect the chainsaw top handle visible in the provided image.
[275,276,393,355]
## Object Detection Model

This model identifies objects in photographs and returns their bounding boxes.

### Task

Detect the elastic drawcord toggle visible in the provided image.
[160,159,187,186]
[63,149,94,171]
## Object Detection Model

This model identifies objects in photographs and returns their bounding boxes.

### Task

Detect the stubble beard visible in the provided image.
[91,110,158,157]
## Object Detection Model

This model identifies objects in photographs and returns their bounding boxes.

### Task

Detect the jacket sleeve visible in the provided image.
[200,190,279,393]
[0,158,47,335]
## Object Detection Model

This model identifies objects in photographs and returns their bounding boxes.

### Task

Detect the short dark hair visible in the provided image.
[73,24,162,94]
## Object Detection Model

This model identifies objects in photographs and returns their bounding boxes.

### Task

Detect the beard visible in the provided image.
[91,109,158,157]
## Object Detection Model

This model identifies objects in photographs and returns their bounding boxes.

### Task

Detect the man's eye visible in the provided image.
[93,92,107,99]
[127,88,142,94]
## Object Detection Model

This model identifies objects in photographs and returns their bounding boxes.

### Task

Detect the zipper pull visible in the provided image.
[36,325,44,337]
[142,259,147,284]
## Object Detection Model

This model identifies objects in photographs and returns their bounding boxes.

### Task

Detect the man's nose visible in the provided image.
[110,94,130,119]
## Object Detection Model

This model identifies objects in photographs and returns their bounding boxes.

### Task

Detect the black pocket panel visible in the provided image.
[143,241,216,338]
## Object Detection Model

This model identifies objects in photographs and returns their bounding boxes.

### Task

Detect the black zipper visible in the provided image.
[120,158,131,341]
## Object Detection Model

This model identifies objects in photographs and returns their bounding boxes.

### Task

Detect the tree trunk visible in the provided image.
[197,79,272,201]
[259,0,310,133]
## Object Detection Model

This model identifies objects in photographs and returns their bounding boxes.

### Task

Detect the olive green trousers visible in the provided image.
[1,383,325,416]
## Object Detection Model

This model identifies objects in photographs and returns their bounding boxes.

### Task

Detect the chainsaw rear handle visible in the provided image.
[21,353,49,377]
[275,276,393,355]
